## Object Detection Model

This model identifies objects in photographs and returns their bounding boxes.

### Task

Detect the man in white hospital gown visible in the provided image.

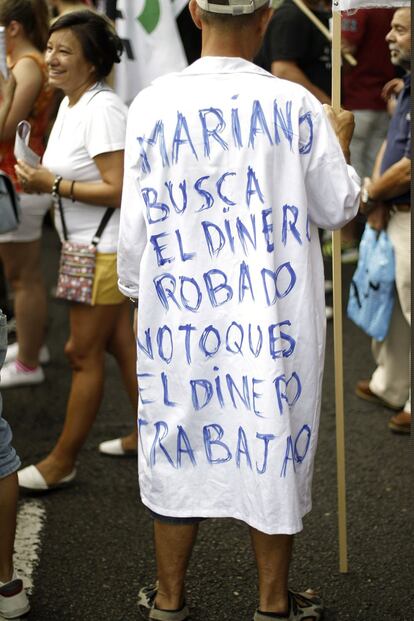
[118,1,360,619]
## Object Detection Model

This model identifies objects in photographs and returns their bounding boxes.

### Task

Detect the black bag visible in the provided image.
[0,170,20,234]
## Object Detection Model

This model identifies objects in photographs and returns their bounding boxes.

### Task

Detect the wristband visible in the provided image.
[360,186,376,213]
[51,175,63,199]
[361,187,370,204]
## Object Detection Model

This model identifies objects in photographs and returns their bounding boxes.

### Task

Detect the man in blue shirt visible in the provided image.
[356,7,411,435]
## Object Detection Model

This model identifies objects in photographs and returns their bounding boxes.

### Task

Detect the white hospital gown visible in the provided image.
[118,57,360,534]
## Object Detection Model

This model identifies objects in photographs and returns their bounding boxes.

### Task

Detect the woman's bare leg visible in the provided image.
[35,304,122,484]
[106,301,138,451]
[0,241,47,367]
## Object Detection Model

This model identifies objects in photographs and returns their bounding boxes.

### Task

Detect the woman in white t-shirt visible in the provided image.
[15,10,138,491]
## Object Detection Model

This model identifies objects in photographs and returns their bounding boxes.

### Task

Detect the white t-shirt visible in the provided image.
[43,83,127,253]
[118,57,360,534]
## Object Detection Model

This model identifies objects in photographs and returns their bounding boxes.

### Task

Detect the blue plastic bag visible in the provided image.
[347,224,395,341]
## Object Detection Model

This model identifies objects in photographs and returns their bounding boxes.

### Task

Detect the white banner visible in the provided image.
[114,0,187,104]
[171,0,189,16]
[333,0,410,11]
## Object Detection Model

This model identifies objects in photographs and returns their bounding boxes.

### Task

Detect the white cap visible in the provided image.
[196,0,270,16]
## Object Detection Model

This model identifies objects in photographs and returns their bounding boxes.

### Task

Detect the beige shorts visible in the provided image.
[0,193,52,243]
[91,252,125,306]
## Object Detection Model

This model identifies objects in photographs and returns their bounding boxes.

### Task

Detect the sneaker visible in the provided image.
[0,361,45,388]
[0,571,30,619]
[138,583,190,620]
[254,589,323,621]
[5,343,50,366]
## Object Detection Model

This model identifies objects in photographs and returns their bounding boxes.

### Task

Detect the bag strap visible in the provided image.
[57,194,114,245]
[56,195,69,241]
[56,85,114,244]
[85,86,112,106]
[0,171,20,222]
[91,208,114,246]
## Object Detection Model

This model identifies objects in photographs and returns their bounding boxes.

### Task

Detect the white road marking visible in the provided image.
[13,499,46,592]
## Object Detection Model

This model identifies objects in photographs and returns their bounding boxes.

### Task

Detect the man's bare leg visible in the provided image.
[250,528,293,614]
[153,521,199,611]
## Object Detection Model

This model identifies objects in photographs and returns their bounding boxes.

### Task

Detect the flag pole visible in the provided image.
[331,6,348,574]
[291,0,357,66]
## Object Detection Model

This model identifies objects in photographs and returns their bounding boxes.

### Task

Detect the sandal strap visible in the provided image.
[150,605,190,621]
[253,590,323,621]
[289,589,324,619]
[138,582,190,621]
[254,611,289,621]
[138,583,158,608]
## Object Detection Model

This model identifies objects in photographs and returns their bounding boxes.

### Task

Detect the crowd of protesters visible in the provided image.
[0,1,410,619]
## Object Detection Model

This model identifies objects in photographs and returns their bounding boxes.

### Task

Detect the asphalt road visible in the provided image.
[3,224,412,621]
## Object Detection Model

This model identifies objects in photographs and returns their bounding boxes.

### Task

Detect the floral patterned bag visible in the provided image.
[55,194,113,305]
[56,241,98,305]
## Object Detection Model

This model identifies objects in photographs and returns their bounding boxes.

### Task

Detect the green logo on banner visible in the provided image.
[137,0,161,34]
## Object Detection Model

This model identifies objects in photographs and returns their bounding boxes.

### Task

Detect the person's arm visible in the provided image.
[359,141,388,228]
[56,150,124,207]
[0,57,43,141]
[361,141,410,231]
[117,95,148,301]
[341,11,366,56]
[371,140,387,181]
[302,100,360,230]
[364,139,410,201]
[322,104,354,163]
[366,157,410,202]
[382,79,404,116]
[271,60,330,104]
[15,149,125,208]
[0,71,16,136]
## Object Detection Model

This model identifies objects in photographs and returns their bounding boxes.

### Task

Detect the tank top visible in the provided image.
[0,53,54,191]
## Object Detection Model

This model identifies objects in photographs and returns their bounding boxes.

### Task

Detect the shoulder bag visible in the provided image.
[55,194,114,305]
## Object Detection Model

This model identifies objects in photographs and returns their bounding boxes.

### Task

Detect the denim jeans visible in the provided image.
[0,310,21,479]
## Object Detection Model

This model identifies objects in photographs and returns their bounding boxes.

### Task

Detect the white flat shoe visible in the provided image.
[98,438,137,456]
[18,465,76,491]
[5,342,50,365]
